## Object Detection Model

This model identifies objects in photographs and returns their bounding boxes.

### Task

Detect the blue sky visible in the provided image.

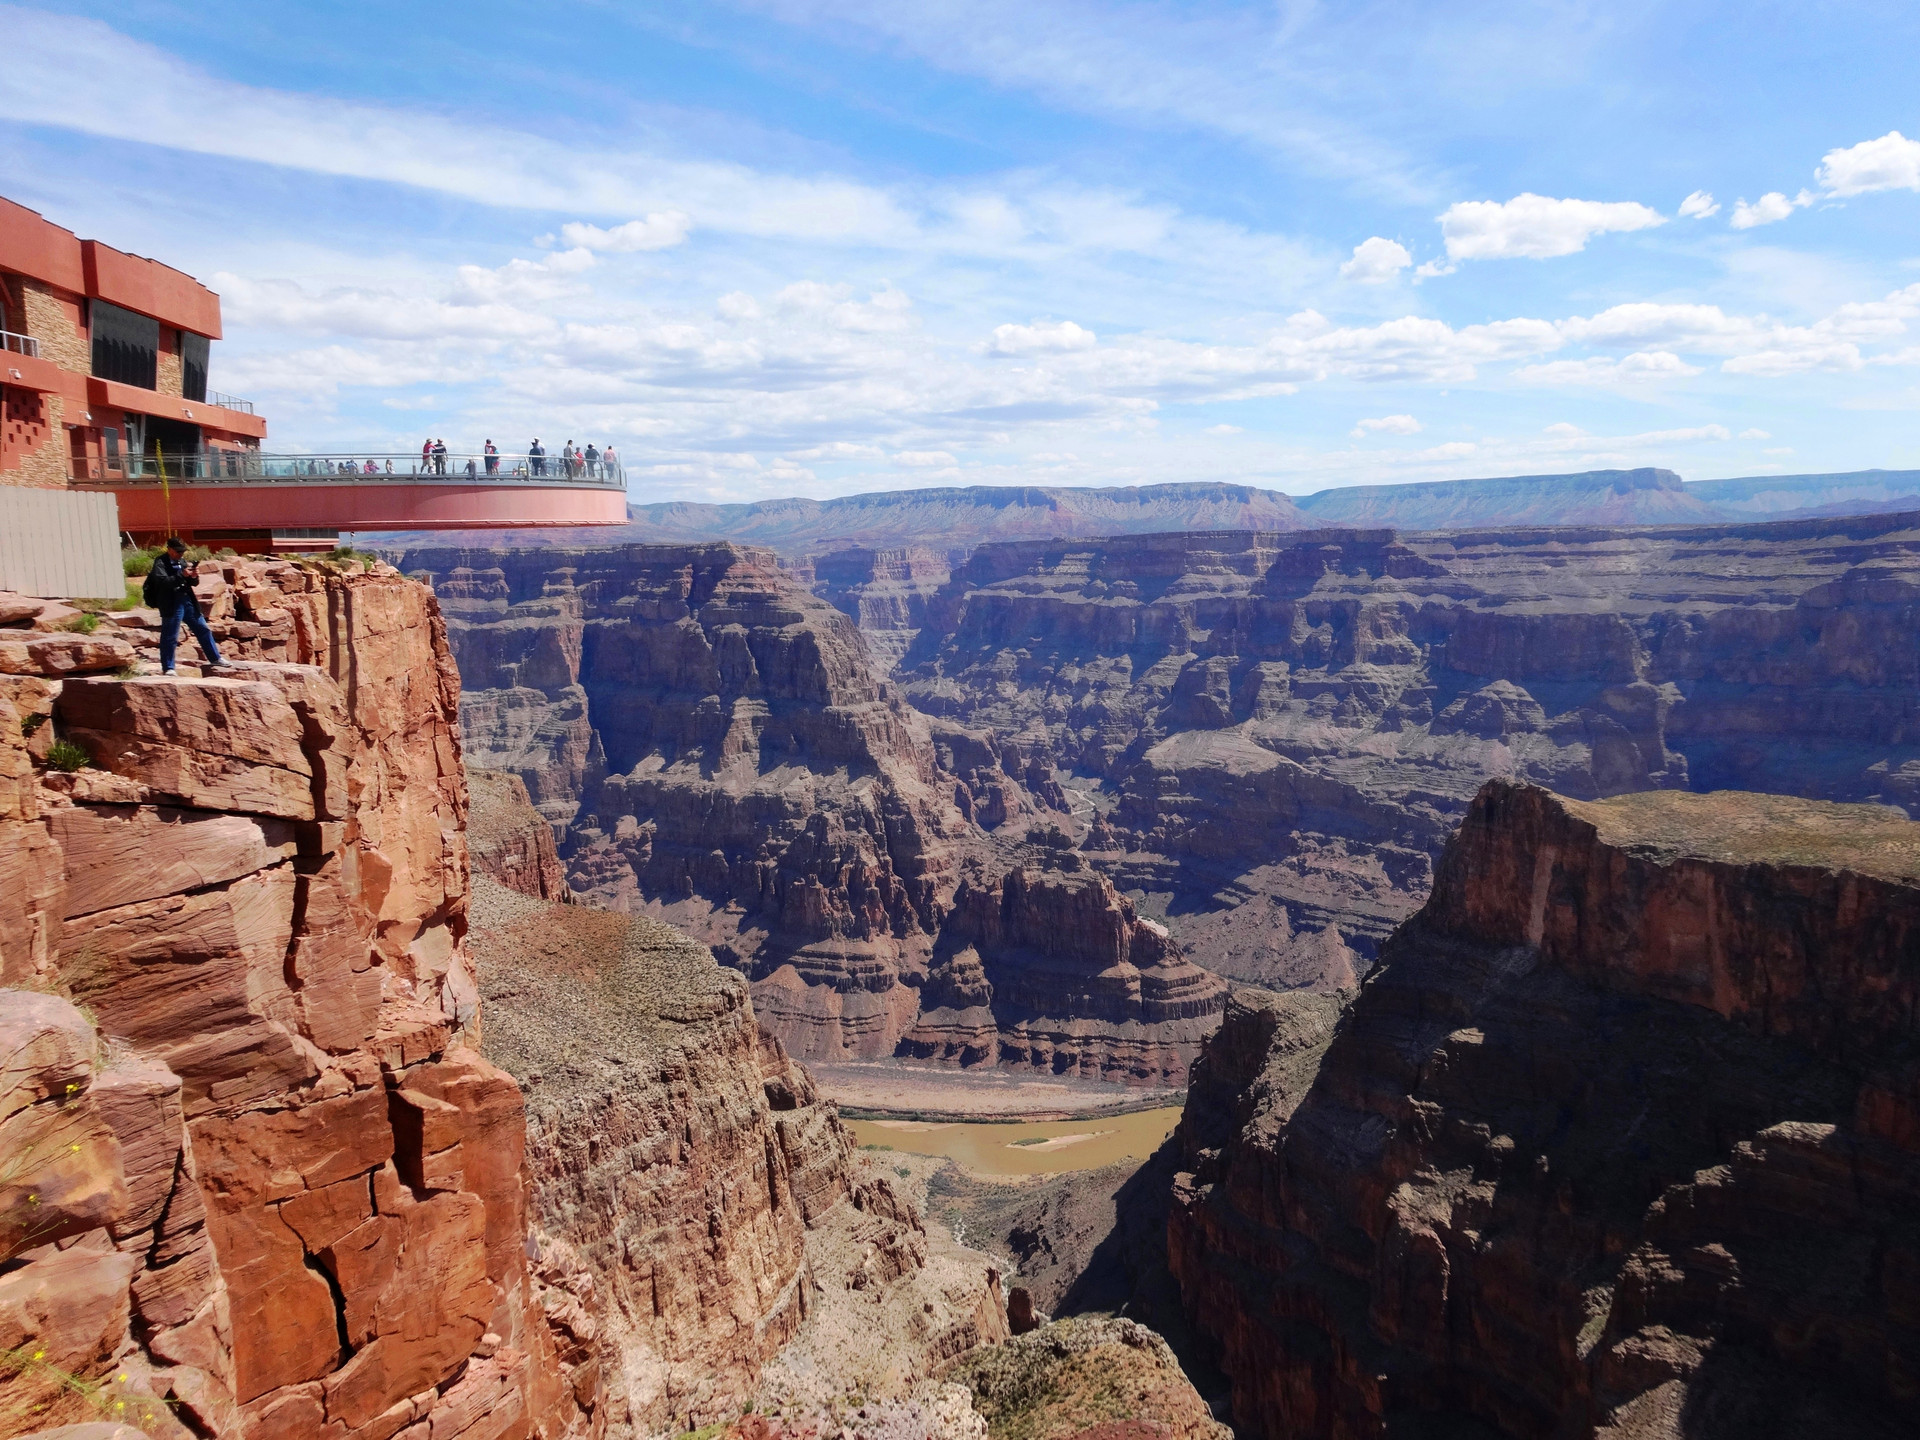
[3,0,1918,501]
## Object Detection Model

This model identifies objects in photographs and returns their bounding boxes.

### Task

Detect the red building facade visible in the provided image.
[1,196,626,546]
[1,195,267,490]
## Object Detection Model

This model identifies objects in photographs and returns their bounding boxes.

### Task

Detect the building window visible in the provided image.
[181,330,209,402]
[91,300,159,389]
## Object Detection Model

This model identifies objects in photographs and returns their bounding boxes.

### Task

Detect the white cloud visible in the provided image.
[986,319,1099,356]
[895,450,957,467]
[1678,190,1720,219]
[717,292,763,322]
[1339,237,1412,283]
[1738,428,1771,440]
[1205,423,1243,435]
[1438,193,1666,261]
[1729,191,1812,229]
[1816,131,1920,196]
[559,212,693,252]
[1351,413,1421,437]
[1512,350,1701,386]
[1542,423,1585,438]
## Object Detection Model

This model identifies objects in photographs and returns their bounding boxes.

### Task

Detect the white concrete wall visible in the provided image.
[0,487,124,598]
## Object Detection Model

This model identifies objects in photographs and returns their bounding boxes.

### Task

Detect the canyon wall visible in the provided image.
[0,562,598,1439]
[404,545,1224,1085]
[463,776,1010,1434]
[896,515,1920,980]
[1167,781,1920,1439]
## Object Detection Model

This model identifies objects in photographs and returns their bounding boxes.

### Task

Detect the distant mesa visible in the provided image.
[370,466,1920,555]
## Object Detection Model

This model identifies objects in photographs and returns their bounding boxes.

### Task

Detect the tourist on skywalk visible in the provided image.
[421,438,432,474]
[529,438,546,476]
[484,439,499,475]
[603,444,618,479]
[433,438,448,475]
[585,442,600,478]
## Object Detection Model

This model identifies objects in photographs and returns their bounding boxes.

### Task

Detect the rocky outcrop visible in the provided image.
[467,874,851,1432]
[0,560,597,1440]
[904,866,1225,1086]
[469,769,569,901]
[404,543,1216,1084]
[1167,781,1920,1440]
[950,1316,1229,1440]
[808,547,954,677]
[898,516,1920,980]
[468,872,1016,1434]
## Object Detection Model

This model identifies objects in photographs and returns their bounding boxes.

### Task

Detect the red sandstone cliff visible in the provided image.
[0,562,597,1439]
[1167,780,1920,1439]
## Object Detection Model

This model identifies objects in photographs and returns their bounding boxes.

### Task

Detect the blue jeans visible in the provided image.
[160,599,224,672]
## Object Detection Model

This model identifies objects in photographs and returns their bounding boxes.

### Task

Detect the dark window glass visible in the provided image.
[181,331,209,402]
[90,301,158,389]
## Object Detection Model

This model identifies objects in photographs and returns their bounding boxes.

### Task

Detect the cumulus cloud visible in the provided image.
[1512,350,1701,386]
[1678,190,1720,219]
[1438,193,1666,261]
[1339,237,1412,283]
[1351,414,1421,437]
[559,212,693,252]
[1205,423,1243,435]
[986,319,1099,356]
[1730,190,1815,229]
[1816,130,1920,196]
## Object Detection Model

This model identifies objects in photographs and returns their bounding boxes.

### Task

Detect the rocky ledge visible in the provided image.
[0,560,601,1439]
[1168,780,1920,1440]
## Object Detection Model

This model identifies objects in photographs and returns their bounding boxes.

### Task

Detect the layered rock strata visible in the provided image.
[897,516,1920,979]
[405,544,1222,1083]
[468,770,569,902]
[0,560,598,1439]
[1168,781,1920,1439]
[903,866,1225,1085]
[464,766,1010,1432]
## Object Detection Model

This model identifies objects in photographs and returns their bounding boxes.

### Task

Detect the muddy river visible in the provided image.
[846,1106,1183,1176]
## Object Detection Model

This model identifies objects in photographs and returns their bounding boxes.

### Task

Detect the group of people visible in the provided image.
[414,438,620,481]
[525,438,617,480]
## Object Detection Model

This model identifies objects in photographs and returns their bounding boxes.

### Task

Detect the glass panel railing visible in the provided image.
[70,451,628,488]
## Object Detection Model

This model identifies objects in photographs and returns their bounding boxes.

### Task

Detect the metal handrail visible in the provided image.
[206,389,255,415]
[2,330,40,359]
[71,450,628,489]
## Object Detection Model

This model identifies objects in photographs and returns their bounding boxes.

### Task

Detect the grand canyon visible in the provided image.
[6,482,1920,1440]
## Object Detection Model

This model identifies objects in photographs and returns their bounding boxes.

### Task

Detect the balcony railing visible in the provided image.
[2,329,41,359]
[206,389,254,414]
[71,450,628,489]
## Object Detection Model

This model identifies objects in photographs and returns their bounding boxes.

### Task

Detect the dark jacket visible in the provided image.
[142,554,199,611]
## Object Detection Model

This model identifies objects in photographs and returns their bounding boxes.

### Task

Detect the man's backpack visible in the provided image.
[141,563,168,610]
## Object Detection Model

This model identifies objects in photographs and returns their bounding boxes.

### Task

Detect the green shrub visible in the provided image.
[183,545,213,563]
[121,547,159,577]
[58,614,100,635]
[45,739,91,773]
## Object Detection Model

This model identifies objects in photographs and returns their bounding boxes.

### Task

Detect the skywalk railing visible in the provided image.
[71,451,628,488]
[206,390,255,415]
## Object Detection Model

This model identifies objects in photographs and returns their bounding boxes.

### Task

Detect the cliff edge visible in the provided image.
[1169,780,1920,1440]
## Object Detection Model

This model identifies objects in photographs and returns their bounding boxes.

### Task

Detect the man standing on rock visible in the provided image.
[143,537,224,675]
